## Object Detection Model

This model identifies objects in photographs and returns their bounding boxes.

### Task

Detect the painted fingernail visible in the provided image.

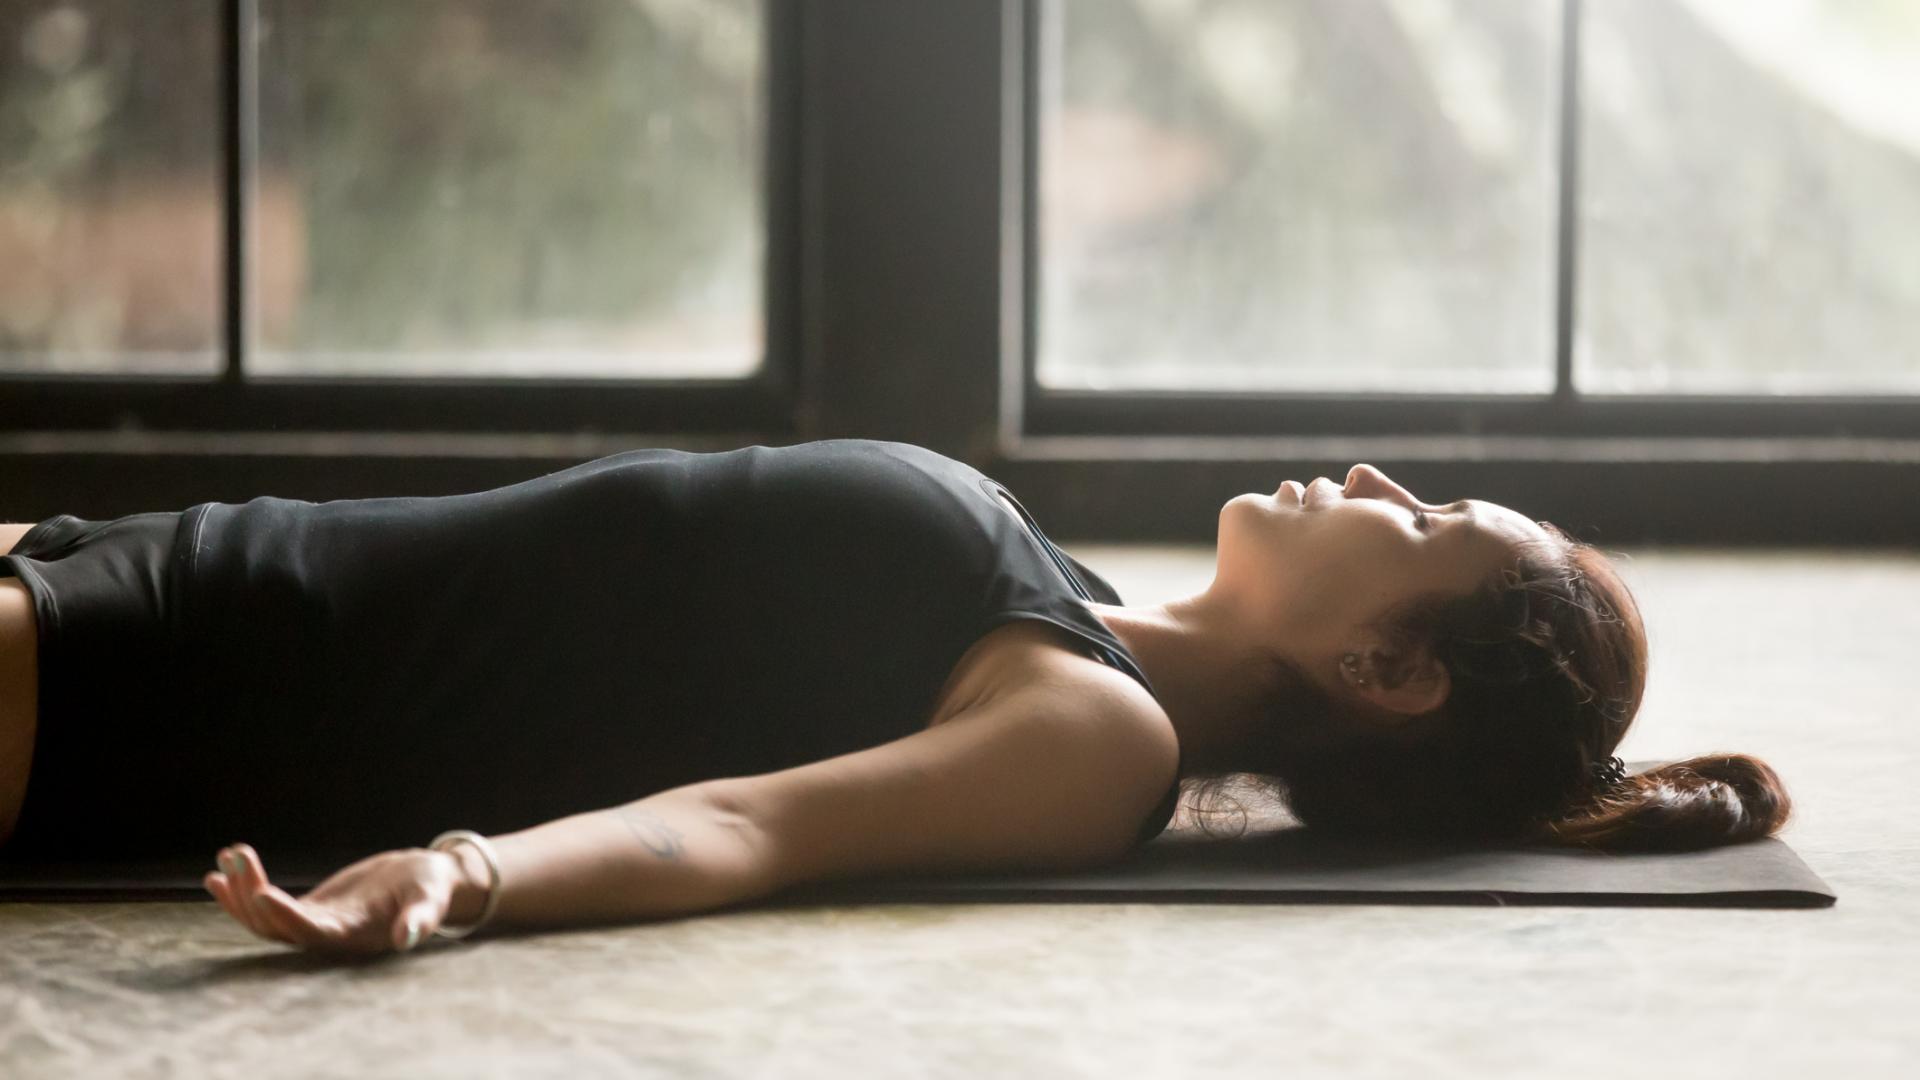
[403,918,422,951]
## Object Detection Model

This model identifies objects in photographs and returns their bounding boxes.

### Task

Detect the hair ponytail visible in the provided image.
[1537,752,1793,852]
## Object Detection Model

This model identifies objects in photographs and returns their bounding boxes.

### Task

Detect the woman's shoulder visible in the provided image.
[932,619,1168,734]
[951,620,1181,837]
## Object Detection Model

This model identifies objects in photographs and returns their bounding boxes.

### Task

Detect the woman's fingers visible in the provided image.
[202,872,243,928]
[227,843,262,888]
[243,880,312,944]
[209,844,387,954]
[216,844,252,902]
[209,844,318,946]
[207,869,361,952]
[252,889,352,953]
[217,844,275,936]
[203,843,450,956]
[204,864,269,939]
[393,893,445,952]
[205,870,286,942]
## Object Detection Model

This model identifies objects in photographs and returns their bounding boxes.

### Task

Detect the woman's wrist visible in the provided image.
[437,843,495,927]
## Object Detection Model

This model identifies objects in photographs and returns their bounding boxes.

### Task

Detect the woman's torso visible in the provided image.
[0,439,1181,859]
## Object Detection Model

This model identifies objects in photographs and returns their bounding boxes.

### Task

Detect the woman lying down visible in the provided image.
[0,439,1790,955]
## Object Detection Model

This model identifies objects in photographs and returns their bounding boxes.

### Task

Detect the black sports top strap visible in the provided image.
[984,482,1156,697]
[983,479,1182,843]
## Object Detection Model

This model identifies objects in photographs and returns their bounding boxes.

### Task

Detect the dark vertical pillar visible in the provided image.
[795,0,1013,462]
[1552,0,1581,403]
[220,0,256,391]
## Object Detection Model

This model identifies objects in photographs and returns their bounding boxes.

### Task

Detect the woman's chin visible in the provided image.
[1222,492,1301,540]
[1218,495,1298,571]
[1223,491,1284,518]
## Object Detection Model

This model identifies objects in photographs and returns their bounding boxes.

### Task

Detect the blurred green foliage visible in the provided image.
[0,0,763,356]
[262,0,762,350]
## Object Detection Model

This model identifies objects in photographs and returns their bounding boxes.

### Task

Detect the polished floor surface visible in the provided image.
[2,546,1914,1078]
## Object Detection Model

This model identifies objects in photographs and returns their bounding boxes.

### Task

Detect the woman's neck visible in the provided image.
[1087,591,1276,777]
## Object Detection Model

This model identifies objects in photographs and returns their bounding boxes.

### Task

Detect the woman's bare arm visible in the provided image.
[211,651,1172,953]
[442,651,1175,931]
[440,781,774,932]
[208,781,776,953]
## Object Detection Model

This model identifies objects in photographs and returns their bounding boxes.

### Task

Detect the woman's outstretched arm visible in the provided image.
[209,647,1176,955]
[207,781,775,954]
[447,782,776,927]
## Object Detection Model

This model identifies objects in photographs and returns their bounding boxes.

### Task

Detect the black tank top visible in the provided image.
[1,439,1181,860]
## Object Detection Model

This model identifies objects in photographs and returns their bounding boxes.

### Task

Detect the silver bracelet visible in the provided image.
[427,829,503,940]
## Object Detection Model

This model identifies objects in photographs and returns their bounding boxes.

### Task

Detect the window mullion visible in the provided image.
[219,0,254,387]
[1552,0,1582,404]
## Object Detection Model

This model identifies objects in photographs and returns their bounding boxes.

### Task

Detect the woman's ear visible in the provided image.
[1336,643,1451,717]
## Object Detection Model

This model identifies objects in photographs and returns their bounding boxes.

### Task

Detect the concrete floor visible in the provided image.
[2,546,1914,1078]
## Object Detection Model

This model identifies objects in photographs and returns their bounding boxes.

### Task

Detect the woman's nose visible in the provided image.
[1344,463,1384,495]
[1346,463,1416,503]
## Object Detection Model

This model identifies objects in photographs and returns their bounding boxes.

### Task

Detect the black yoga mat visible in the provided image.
[0,766,1836,910]
[0,829,1835,910]
[773,831,1835,910]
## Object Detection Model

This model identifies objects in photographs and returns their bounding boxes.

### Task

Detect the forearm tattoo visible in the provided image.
[615,805,686,862]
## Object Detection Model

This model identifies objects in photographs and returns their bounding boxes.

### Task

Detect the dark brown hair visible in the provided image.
[1184,528,1793,851]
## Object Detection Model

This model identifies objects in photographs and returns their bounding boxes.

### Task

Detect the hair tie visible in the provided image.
[1589,754,1627,787]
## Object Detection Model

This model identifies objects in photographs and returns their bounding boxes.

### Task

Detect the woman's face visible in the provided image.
[1216,464,1559,686]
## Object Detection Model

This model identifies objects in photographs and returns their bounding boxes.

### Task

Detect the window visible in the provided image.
[1,0,768,383]
[1037,0,1920,400]
[1037,0,1558,394]
[0,0,221,375]
[254,0,765,380]
[1,2,1912,547]
[1579,0,1920,394]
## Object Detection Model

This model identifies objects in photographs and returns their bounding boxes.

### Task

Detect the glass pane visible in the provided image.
[1579,1,1920,394]
[254,0,765,379]
[0,1,220,375]
[1037,0,1559,393]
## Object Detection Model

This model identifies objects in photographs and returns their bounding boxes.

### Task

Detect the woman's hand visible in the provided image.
[204,842,473,956]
